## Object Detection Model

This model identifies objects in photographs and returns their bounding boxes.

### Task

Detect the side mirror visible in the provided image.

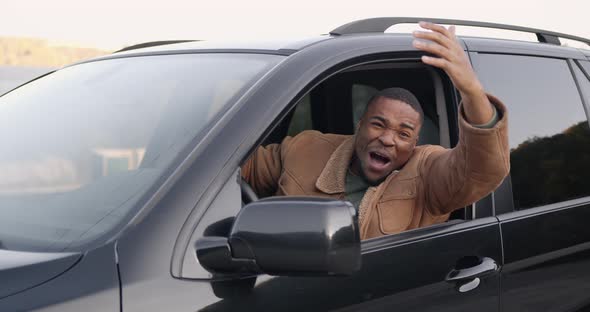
[196,197,360,277]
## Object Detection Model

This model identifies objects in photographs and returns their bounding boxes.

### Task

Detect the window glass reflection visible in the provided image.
[473,54,590,210]
[0,53,283,251]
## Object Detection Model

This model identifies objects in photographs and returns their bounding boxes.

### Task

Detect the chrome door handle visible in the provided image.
[445,256,498,293]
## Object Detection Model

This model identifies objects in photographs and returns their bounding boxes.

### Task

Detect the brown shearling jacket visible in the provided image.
[242,95,510,240]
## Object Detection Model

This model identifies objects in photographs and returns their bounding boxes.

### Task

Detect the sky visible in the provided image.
[1,0,589,50]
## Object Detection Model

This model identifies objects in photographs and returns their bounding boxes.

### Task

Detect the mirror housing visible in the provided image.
[196,197,360,277]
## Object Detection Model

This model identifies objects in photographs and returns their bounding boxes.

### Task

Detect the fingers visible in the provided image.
[412,39,452,60]
[449,25,456,37]
[412,22,463,69]
[412,21,458,49]
[413,23,480,95]
[421,55,449,70]
[418,21,456,40]
[413,30,453,48]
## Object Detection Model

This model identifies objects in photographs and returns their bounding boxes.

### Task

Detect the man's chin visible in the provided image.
[361,172,388,186]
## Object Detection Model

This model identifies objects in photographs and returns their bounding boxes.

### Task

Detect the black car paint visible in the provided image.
[0,250,81,299]
[498,200,590,311]
[1,243,119,311]
[0,30,589,311]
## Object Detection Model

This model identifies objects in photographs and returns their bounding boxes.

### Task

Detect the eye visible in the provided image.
[400,132,412,138]
[371,122,384,128]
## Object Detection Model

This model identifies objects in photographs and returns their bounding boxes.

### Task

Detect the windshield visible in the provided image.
[0,53,283,252]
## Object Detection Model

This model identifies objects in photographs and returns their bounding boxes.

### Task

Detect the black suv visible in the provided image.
[1,17,590,312]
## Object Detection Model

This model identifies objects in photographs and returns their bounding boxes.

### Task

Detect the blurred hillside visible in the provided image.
[0,37,110,67]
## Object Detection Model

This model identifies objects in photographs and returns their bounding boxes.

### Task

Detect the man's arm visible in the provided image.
[412,22,510,214]
[241,136,295,198]
[420,95,509,215]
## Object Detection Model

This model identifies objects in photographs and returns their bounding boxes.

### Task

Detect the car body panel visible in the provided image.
[0,250,81,299]
[0,244,119,312]
[497,200,590,311]
[113,36,333,56]
[198,220,502,312]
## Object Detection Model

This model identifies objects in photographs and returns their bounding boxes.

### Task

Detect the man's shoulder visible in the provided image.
[280,131,352,187]
[397,145,449,178]
[414,144,448,156]
[290,130,350,148]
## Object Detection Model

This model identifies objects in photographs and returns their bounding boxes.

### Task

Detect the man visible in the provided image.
[242,22,509,240]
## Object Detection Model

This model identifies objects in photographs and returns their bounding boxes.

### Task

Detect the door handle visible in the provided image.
[445,256,498,282]
[445,256,498,293]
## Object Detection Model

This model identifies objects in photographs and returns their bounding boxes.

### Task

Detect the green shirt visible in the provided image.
[345,170,370,211]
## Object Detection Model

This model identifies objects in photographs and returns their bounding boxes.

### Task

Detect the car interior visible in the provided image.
[242,60,473,223]
[263,62,451,148]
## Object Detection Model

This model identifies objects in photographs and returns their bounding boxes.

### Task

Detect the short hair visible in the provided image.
[365,87,424,123]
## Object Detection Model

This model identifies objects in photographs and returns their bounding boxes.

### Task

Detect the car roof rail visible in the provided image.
[330,17,590,47]
[114,40,197,53]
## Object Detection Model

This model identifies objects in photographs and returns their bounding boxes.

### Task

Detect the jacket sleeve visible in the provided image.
[241,136,295,198]
[420,94,510,215]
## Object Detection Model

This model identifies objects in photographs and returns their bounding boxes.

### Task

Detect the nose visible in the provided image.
[378,130,395,147]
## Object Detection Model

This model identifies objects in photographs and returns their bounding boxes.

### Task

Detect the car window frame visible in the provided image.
[168,36,480,279]
[178,57,510,279]
[573,59,590,116]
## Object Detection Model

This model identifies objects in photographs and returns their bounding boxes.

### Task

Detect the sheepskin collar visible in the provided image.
[315,136,355,194]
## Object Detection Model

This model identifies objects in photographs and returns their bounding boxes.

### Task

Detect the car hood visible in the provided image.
[0,249,81,299]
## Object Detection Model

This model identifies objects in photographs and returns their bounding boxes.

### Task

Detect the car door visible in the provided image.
[470,47,590,311]
[190,218,502,312]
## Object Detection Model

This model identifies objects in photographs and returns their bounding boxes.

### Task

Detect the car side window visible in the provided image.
[352,84,378,125]
[287,94,312,136]
[473,54,590,211]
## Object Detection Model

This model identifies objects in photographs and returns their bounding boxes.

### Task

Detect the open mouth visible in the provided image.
[369,151,391,168]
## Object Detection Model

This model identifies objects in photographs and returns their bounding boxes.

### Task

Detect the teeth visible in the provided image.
[371,152,389,163]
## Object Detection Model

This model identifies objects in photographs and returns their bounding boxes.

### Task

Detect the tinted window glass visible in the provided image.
[0,53,283,252]
[287,94,312,136]
[473,54,590,210]
[352,84,378,125]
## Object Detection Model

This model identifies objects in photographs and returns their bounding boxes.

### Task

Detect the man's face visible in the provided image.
[353,97,422,185]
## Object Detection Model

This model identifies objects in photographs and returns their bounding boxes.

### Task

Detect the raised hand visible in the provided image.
[412,21,494,125]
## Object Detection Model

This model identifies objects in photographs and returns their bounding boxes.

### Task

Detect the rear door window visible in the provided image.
[471,54,590,211]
